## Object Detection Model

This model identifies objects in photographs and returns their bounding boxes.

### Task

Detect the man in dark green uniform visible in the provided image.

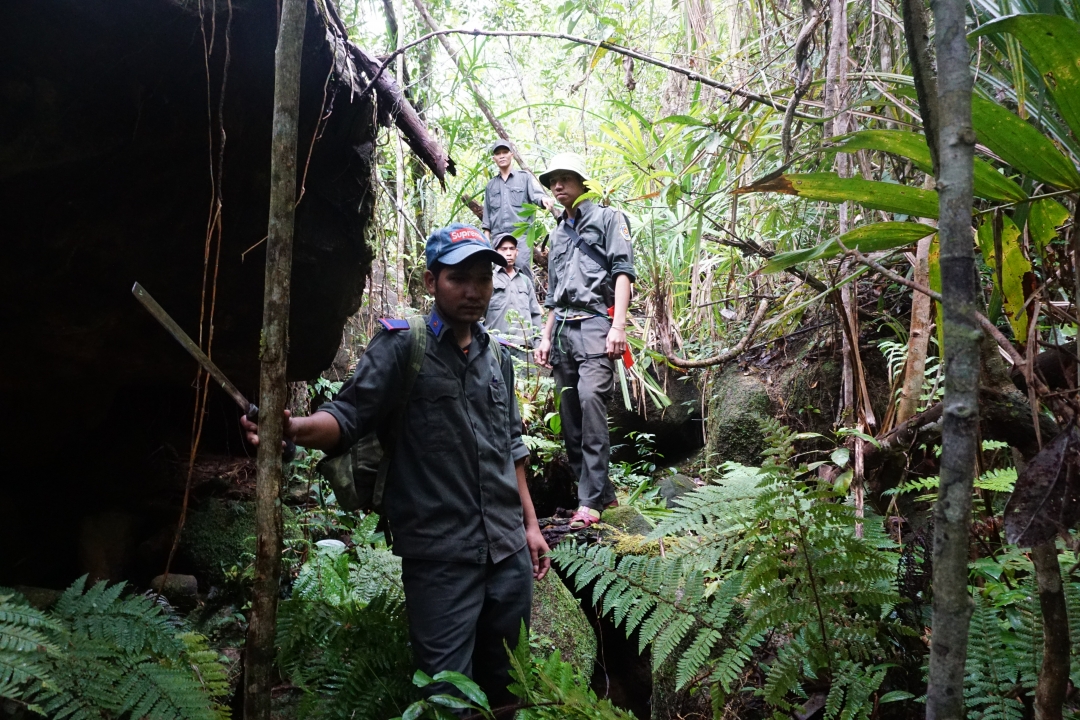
[482,139,553,275]
[534,153,635,530]
[241,223,550,707]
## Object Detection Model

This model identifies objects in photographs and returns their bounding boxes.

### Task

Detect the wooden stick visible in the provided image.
[244,0,306,715]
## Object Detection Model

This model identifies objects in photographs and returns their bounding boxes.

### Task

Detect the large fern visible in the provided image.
[553,418,904,719]
[276,545,417,719]
[0,577,230,719]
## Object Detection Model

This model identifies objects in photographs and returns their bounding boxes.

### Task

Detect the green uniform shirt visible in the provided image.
[545,200,636,316]
[485,267,543,348]
[481,170,549,238]
[318,311,530,564]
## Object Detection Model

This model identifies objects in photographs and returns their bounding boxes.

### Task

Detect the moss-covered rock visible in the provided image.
[179,499,256,586]
[601,504,655,536]
[705,366,773,466]
[530,573,597,675]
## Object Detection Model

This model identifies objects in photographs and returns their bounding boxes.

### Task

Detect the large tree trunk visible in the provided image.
[924,0,979,714]
[243,0,306,715]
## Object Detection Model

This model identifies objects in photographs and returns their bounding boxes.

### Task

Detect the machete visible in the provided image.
[132,282,296,461]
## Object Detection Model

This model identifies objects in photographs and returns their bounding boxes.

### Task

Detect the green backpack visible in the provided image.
[316,317,427,515]
[316,316,504,515]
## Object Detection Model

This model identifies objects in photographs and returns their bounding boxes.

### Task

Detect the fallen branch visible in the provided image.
[666,299,769,368]
[361,28,817,118]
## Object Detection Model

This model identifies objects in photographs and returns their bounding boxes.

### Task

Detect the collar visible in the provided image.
[427,309,448,340]
[428,309,488,347]
[561,198,594,223]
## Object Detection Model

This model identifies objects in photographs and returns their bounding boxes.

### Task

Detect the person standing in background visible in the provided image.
[482,139,553,276]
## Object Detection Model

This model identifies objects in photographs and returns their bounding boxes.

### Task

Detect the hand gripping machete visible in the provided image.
[132,282,296,461]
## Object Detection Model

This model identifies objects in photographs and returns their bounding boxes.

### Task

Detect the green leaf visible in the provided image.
[431,671,490,710]
[401,701,428,720]
[879,690,916,703]
[830,448,851,468]
[977,215,1033,340]
[427,694,479,710]
[971,14,1080,140]
[832,129,1026,201]
[761,222,936,273]
[736,172,939,218]
[1029,198,1071,254]
[412,669,435,688]
[971,95,1080,189]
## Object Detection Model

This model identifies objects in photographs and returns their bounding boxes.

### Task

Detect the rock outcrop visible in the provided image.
[0,0,446,587]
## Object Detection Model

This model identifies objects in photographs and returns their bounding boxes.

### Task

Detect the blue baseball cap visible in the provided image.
[425,223,507,269]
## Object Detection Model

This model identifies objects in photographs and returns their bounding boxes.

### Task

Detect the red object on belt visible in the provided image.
[607,306,634,369]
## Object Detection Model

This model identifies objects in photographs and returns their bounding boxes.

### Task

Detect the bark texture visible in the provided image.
[901,0,940,176]
[925,0,979,714]
[1031,542,1070,720]
[243,0,306,715]
[897,234,934,423]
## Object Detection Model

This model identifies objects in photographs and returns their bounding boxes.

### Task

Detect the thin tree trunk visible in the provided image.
[1032,542,1070,720]
[243,0,306,715]
[924,0,979,712]
[898,232,934,423]
[901,0,940,176]
[408,0,533,173]
[394,20,407,298]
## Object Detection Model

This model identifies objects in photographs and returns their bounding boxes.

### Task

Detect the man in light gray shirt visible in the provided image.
[485,233,543,353]
[482,139,553,274]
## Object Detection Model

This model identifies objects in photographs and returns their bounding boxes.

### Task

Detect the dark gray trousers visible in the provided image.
[400,545,533,709]
[552,316,617,511]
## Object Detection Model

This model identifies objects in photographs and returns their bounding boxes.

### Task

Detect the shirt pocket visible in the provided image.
[488,190,503,210]
[414,375,462,450]
[488,375,511,454]
[509,187,525,205]
[577,234,606,275]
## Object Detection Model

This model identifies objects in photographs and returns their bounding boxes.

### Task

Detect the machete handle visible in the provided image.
[245,404,297,463]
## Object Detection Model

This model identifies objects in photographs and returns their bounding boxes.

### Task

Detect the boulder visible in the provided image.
[150,573,199,610]
[0,0,446,588]
[601,505,654,536]
[657,473,697,508]
[705,366,773,465]
[530,573,597,676]
[178,499,256,587]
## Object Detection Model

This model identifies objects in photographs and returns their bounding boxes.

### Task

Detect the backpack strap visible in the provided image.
[560,218,610,274]
[372,316,428,511]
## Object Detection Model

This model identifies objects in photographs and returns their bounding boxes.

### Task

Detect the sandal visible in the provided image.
[569,506,601,530]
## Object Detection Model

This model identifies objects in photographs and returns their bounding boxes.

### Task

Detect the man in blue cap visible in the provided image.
[241,223,550,708]
[482,139,553,276]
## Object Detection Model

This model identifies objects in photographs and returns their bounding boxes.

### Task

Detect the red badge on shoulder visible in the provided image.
[379,318,410,331]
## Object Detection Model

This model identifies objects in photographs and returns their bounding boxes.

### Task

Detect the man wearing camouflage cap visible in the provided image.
[534,152,635,530]
[482,139,553,275]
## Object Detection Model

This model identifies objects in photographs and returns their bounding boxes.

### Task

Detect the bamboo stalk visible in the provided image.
[243,0,306,715]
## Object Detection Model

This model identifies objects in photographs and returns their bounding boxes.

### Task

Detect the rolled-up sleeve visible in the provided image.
[502,352,530,463]
[317,331,405,457]
[526,173,548,207]
[606,210,636,282]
